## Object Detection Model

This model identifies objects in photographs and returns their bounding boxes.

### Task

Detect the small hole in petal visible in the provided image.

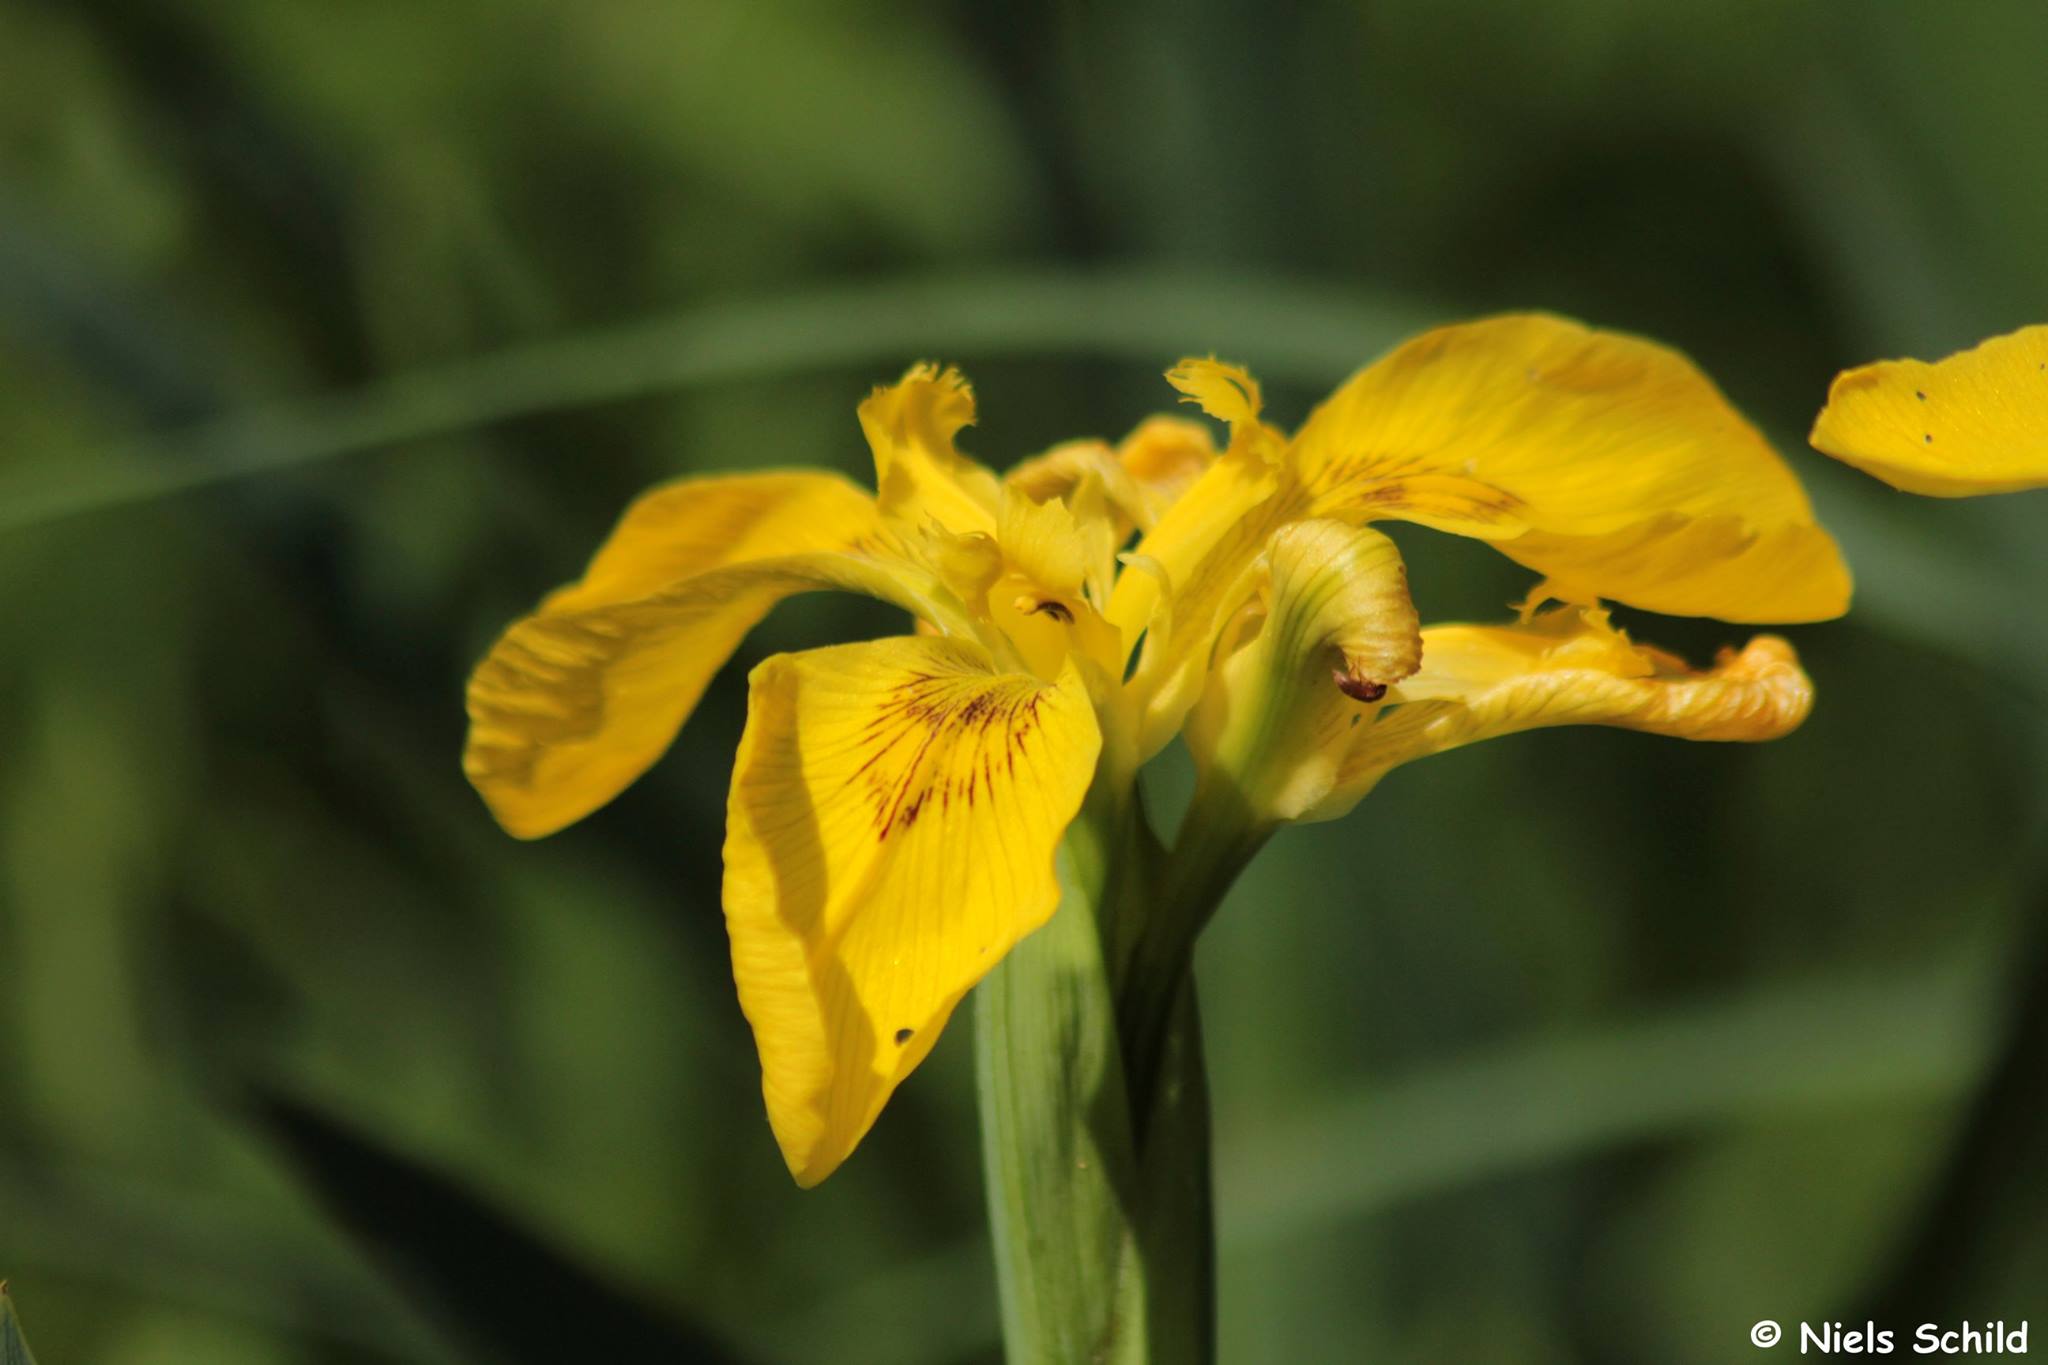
[894,1028,914,1045]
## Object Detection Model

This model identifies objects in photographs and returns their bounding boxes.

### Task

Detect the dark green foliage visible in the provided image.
[249,1089,749,1364]
[1,1,2044,1360]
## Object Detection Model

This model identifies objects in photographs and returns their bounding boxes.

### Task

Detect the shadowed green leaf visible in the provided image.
[247,1090,751,1365]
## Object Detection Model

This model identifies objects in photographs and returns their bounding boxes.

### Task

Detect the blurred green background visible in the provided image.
[3,1,2046,1360]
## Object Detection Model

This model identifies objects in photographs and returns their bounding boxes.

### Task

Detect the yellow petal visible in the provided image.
[1186,521,1421,821]
[1116,416,1217,528]
[860,363,1002,535]
[462,474,937,839]
[1105,379,1288,753]
[540,471,879,613]
[1290,314,1852,622]
[1305,606,1812,821]
[1167,357,1268,442]
[722,636,1101,1184]
[1007,419,1219,542]
[1107,460,1281,758]
[901,526,995,618]
[1004,438,1149,532]
[998,483,1113,605]
[1269,520,1424,696]
[1809,323,2048,496]
[1005,438,1120,504]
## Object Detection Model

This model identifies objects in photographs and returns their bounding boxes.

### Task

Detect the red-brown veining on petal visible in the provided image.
[845,673,1050,841]
[1308,452,1525,524]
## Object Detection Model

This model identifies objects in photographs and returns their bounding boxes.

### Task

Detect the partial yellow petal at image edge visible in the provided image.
[1810,323,2048,495]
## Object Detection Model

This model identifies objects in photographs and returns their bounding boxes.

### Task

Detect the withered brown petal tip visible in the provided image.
[1333,669,1387,703]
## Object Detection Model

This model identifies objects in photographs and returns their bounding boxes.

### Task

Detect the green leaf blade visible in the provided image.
[2,1284,42,1365]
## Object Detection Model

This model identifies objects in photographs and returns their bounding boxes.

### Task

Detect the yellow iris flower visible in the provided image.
[463,313,1850,1186]
[1811,322,2048,495]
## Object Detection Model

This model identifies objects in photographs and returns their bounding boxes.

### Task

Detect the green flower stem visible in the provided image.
[978,771,1272,1362]
[1128,978,1217,1365]
[1117,779,1273,1133]
[978,784,1152,1362]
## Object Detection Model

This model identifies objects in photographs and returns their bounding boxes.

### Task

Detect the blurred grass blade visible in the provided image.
[1221,959,1997,1249]
[0,270,1431,533]
[248,1089,750,1365]
[0,1156,446,1362]
[1,1285,39,1365]
[1855,903,2048,1321]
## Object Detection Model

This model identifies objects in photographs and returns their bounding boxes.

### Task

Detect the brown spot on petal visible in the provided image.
[1334,668,1387,703]
[894,1027,914,1045]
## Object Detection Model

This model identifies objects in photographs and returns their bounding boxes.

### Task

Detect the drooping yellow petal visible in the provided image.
[1809,323,2048,495]
[1290,314,1852,622]
[1303,606,1812,821]
[1186,520,1421,822]
[861,363,1002,535]
[534,471,878,612]
[466,478,954,839]
[722,636,1101,1185]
